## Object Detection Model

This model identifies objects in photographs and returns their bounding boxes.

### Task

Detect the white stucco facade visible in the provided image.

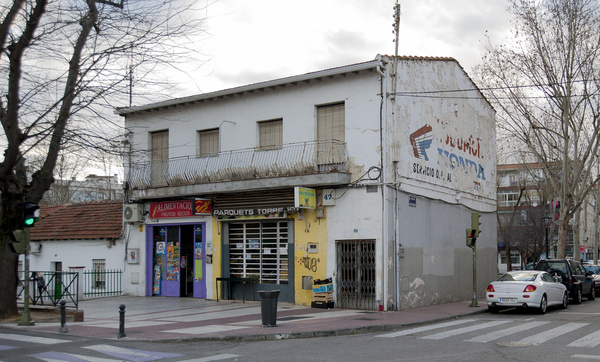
[28,238,126,273]
[118,55,497,310]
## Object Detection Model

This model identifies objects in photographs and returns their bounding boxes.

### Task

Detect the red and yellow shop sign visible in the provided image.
[150,199,212,218]
[194,199,212,214]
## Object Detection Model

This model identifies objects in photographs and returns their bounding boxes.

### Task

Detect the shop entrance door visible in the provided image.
[336,239,376,310]
[180,225,194,297]
[148,224,206,298]
[223,220,294,302]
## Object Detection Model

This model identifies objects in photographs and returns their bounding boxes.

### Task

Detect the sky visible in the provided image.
[1,0,516,180]
[176,0,515,97]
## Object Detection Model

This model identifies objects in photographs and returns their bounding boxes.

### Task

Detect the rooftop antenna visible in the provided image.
[392,0,401,100]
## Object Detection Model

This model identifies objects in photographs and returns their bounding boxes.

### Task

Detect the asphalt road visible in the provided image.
[2,299,600,361]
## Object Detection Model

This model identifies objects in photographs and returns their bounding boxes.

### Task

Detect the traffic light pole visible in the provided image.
[470,242,478,307]
[468,212,480,308]
[18,228,34,326]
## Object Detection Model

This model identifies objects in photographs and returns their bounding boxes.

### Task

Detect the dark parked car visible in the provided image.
[535,259,595,304]
[584,264,600,294]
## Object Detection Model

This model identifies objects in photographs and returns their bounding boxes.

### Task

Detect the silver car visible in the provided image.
[486,270,568,314]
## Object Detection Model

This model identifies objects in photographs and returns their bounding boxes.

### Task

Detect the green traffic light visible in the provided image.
[22,202,40,227]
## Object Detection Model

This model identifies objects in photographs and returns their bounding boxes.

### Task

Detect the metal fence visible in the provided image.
[17,271,79,309]
[83,269,122,298]
[128,140,349,189]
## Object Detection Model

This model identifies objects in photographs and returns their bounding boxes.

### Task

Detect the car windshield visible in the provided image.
[536,261,567,274]
[498,272,538,282]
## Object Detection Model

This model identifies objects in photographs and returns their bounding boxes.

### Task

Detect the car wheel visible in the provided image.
[588,285,596,301]
[561,292,568,309]
[538,295,547,314]
[488,306,499,314]
[574,287,583,304]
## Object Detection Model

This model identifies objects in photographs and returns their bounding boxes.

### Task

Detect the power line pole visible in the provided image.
[391,0,401,99]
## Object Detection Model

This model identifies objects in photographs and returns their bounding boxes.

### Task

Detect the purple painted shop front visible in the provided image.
[145,223,207,298]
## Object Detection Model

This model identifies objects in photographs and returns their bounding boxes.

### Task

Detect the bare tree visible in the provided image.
[497,181,526,271]
[498,163,555,270]
[32,153,90,205]
[475,0,600,259]
[0,0,206,318]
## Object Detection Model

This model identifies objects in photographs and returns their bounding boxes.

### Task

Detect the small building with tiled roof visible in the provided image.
[30,200,123,241]
[26,200,128,297]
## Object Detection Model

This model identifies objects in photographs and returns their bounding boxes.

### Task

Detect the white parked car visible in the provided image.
[486,270,568,314]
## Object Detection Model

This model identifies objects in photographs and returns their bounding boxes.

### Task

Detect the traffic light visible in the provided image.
[466,228,476,248]
[22,202,40,227]
[9,229,29,254]
[471,212,481,238]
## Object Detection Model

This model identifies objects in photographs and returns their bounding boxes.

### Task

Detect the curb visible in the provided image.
[115,308,488,343]
[2,303,489,343]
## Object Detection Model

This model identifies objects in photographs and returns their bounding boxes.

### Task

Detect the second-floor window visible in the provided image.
[317,102,345,142]
[317,102,345,164]
[151,130,169,164]
[258,119,283,150]
[151,130,169,183]
[198,128,219,157]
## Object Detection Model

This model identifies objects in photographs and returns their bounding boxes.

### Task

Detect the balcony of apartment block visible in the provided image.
[125,140,352,200]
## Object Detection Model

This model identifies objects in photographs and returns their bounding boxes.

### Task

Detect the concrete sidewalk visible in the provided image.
[4,296,488,342]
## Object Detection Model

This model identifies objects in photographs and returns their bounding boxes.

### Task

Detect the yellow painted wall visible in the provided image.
[210,218,222,298]
[293,208,328,306]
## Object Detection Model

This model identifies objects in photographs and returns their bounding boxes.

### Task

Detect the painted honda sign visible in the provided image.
[400,115,495,201]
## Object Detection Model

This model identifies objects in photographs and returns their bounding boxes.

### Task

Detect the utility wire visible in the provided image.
[391,77,600,100]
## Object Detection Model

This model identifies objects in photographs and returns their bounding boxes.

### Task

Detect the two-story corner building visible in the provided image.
[117,55,497,311]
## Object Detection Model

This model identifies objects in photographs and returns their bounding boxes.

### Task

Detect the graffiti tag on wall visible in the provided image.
[297,256,320,272]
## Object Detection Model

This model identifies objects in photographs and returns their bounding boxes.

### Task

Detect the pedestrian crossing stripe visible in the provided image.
[572,354,600,360]
[420,320,512,340]
[83,344,182,361]
[30,351,121,362]
[518,322,588,345]
[0,333,69,345]
[178,354,242,362]
[376,319,600,348]
[466,321,549,343]
[375,319,476,338]
[568,330,600,348]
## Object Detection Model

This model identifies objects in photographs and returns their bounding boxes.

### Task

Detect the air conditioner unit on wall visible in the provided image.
[123,204,142,223]
[30,243,42,253]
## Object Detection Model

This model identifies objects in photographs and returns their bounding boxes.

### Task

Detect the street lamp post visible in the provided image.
[543,213,552,259]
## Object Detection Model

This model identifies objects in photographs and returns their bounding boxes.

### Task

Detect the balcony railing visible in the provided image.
[128,140,349,189]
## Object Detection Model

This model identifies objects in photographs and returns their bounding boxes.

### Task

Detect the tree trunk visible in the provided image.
[557,217,569,259]
[0,243,18,319]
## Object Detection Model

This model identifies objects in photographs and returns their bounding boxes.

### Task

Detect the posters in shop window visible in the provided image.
[194,225,203,281]
[195,242,203,281]
[166,241,179,281]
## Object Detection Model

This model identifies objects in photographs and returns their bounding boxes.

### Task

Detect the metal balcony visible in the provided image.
[127,140,349,190]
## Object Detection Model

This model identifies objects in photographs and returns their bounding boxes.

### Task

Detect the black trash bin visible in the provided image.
[258,290,280,327]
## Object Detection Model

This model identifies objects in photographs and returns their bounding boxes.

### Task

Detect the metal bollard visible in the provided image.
[59,300,68,333]
[117,304,126,339]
